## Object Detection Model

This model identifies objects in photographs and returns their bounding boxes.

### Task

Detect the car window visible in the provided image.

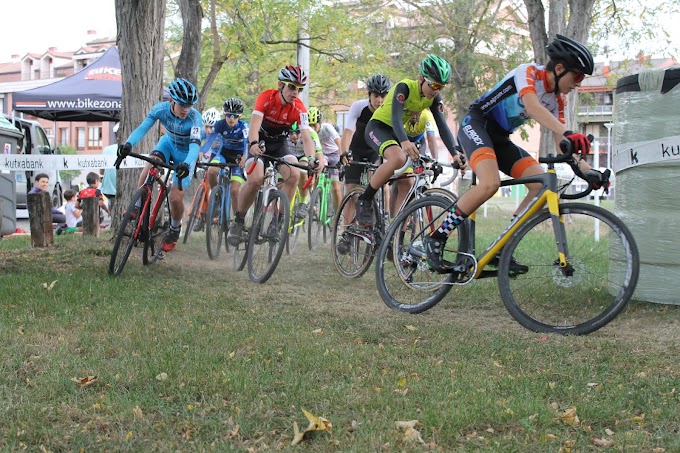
[35,126,52,154]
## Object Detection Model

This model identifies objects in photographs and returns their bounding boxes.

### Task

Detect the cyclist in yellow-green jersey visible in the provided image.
[355,55,466,225]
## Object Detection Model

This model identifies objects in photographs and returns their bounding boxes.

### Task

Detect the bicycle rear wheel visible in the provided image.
[183,184,205,244]
[247,190,290,283]
[206,185,224,260]
[331,187,377,278]
[143,193,169,265]
[109,188,145,276]
[307,188,324,250]
[498,203,639,335]
[375,195,464,313]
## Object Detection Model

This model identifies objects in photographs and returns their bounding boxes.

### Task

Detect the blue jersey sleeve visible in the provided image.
[126,103,164,147]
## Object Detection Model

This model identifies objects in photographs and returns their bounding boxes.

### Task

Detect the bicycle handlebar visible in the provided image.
[115,146,186,191]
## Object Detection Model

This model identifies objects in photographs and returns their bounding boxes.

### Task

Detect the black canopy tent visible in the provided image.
[13,47,122,122]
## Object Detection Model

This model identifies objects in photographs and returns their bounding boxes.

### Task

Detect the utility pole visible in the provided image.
[297,17,310,107]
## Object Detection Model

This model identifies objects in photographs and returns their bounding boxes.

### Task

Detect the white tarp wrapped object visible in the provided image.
[612,66,680,304]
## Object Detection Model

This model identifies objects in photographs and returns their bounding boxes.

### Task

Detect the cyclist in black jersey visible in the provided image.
[337,74,392,254]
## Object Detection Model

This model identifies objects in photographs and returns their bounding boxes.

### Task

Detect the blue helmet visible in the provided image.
[168,78,198,105]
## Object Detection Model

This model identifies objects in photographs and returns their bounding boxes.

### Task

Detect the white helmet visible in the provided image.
[202,108,220,127]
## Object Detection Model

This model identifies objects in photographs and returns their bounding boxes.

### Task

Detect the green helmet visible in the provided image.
[420,54,451,85]
[289,121,299,133]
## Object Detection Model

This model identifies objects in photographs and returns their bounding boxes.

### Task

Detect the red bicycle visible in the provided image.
[109,149,186,276]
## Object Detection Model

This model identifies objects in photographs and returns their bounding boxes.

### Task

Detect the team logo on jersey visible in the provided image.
[190,127,201,141]
[396,93,406,104]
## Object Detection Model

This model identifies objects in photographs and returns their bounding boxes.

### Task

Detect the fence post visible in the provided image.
[28,191,53,247]
[81,197,100,237]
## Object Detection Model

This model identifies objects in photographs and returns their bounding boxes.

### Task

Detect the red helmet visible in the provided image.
[278,65,308,86]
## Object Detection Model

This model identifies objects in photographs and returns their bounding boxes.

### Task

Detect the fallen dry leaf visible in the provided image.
[312,328,323,335]
[631,413,646,423]
[404,325,417,332]
[395,420,421,430]
[133,406,143,419]
[291,408,333,445]
[592,437,613,447]
[558,407,580,426]
[156,372,168,381]
[605,428,615,436]
[403,426,425,444]
[72,375,98,387]
[43,280,58,291]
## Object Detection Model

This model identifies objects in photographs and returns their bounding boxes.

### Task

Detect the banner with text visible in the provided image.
[612,134,680,173]
[0,154,147,172]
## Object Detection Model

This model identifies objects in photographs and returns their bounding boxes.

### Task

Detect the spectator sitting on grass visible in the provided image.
[57,189,82,235]
[28,173,66,225]
[76,172,111,223]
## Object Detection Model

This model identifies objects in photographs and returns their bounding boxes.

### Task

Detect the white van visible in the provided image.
[2,115,64,210]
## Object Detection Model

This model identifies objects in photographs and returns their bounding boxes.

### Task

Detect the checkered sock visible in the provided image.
[432,205,468,239]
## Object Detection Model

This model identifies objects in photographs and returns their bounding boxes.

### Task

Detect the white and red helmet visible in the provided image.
[278,65,308,86]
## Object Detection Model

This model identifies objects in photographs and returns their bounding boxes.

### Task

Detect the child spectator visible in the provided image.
[57,189,82,235]
[76,172,111,222]
[28,173,66,224]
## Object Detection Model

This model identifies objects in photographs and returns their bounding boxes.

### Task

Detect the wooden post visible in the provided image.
[81,197,100,237]
[28,192,53,247]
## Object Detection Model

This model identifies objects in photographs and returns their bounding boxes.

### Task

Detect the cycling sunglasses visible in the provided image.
[424,78,446,91]
[175,101,193,109]
[224,113,241,118]
[285,82,304,93]
[571,71,585,83]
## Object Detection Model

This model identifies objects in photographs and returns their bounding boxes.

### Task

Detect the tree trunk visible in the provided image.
[524,0,596,157]
[175,0,203,88]
[113,0,167,232]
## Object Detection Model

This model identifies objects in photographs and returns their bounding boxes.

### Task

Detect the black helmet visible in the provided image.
[366,74,392,95]
[546,34,594,75]
[168,78,198,105]
[223,98,244,115]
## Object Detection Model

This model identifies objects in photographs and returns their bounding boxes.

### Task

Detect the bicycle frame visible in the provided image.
[429,165,568,280]
[147,168,170,234]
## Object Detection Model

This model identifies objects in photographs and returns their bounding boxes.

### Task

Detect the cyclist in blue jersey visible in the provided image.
[203,98,249,233]
[119,77,202,252]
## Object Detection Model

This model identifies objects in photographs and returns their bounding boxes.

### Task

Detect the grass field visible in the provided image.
[1,204,678,451]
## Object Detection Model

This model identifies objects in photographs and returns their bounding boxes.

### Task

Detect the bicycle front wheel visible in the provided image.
[498,202,639,335]
[286,190,302,255]
[143,193,169,265]
[375,195,464,313]
[206,185,224,260]
[233,204,253,272]
[331,187,376,278]
[109,188,145,276]
[247,190,290,283]
[183,184,206,244]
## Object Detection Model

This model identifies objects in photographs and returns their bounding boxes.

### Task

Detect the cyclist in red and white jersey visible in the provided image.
[229,65,323,243]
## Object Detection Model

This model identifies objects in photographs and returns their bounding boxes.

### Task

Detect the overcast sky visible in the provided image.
[1,0,117,61]
[1,0,676,64]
